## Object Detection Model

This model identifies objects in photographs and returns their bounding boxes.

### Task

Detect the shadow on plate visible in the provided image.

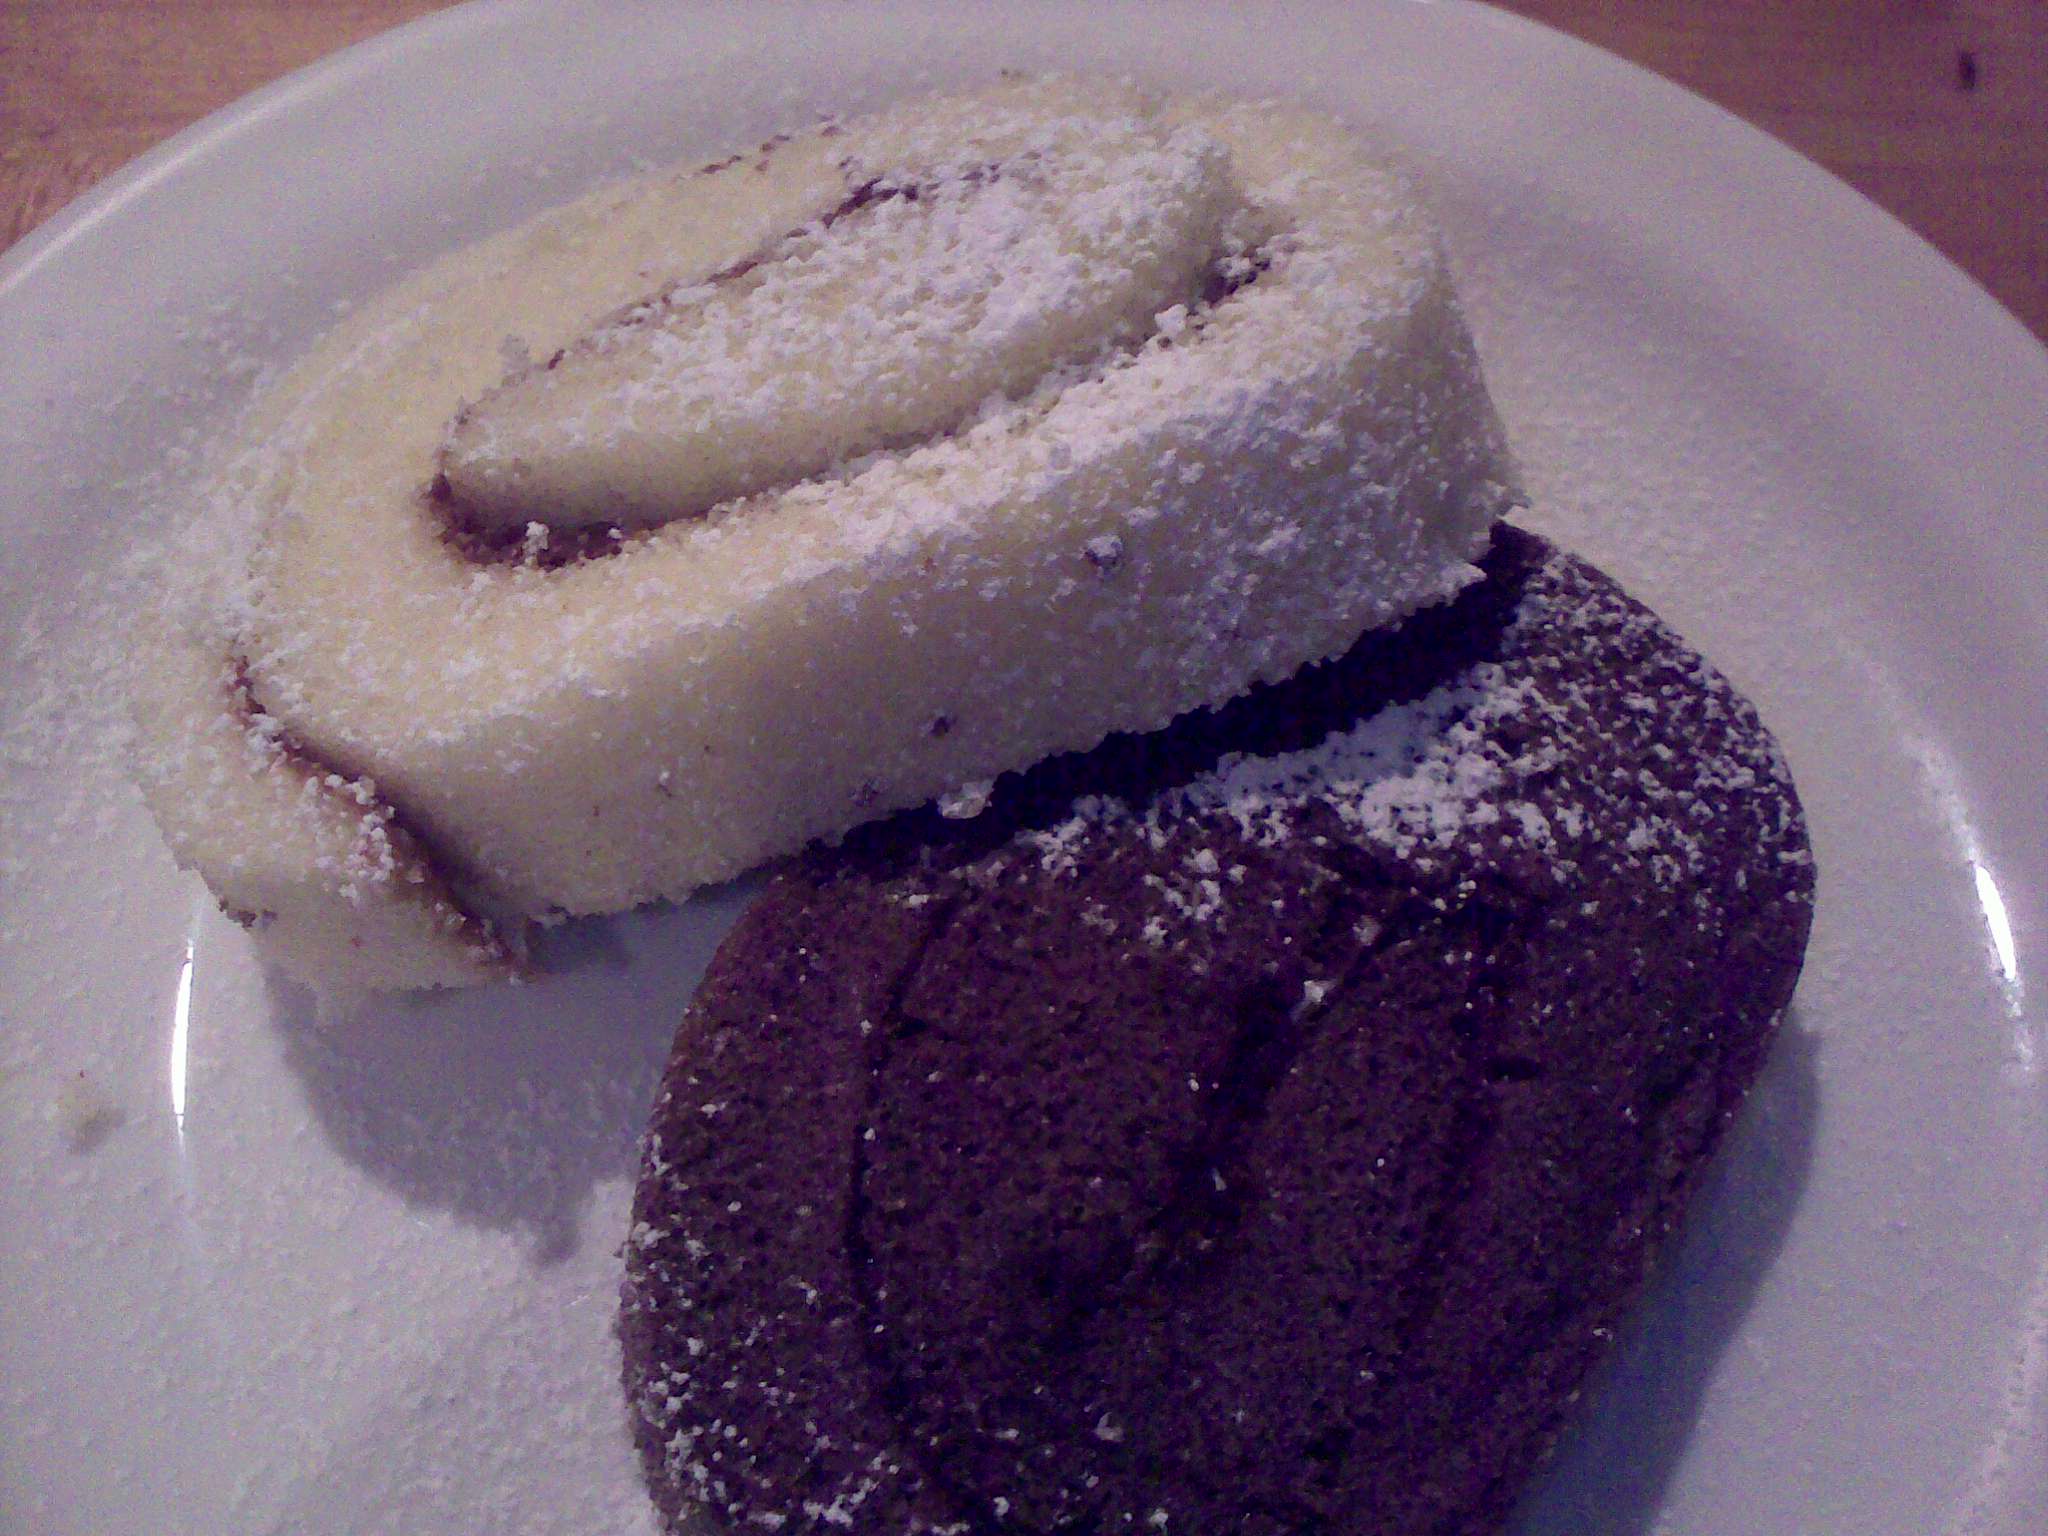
[265,882,757,1264]
[1511,1010,1824,1535]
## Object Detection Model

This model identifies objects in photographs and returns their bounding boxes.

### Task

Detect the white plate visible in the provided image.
[3,3,2044,1532]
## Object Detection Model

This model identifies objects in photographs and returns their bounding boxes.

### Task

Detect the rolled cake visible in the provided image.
[134,77,1518,989]
[619,525,1816,1536]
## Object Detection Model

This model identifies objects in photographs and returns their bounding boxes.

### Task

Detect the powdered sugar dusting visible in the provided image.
[1165,665,1533,855]
[1012,537,1812,958]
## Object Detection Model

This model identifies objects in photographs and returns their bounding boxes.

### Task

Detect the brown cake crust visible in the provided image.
[619,524,1816,1536]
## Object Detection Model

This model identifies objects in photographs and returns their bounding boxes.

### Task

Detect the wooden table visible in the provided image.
[4,0,2044,342]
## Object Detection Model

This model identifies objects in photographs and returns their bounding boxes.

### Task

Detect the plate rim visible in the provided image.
[6,0,2046,380]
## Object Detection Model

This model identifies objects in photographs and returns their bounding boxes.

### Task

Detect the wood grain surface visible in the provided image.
[3,0,2044,341]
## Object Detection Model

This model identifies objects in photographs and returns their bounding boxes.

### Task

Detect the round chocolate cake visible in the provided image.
[619,525,1815,1536]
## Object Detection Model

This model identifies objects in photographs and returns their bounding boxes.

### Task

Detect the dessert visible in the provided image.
[133,77,1517,989]
[619,525,1816,1536]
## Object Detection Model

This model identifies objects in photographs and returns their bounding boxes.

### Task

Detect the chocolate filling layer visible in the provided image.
[223,656,516,967]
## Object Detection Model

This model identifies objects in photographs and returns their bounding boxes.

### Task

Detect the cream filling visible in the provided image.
[441,123,1241,532]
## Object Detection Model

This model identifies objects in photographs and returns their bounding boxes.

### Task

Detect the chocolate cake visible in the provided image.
[618,525,1815,1536]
